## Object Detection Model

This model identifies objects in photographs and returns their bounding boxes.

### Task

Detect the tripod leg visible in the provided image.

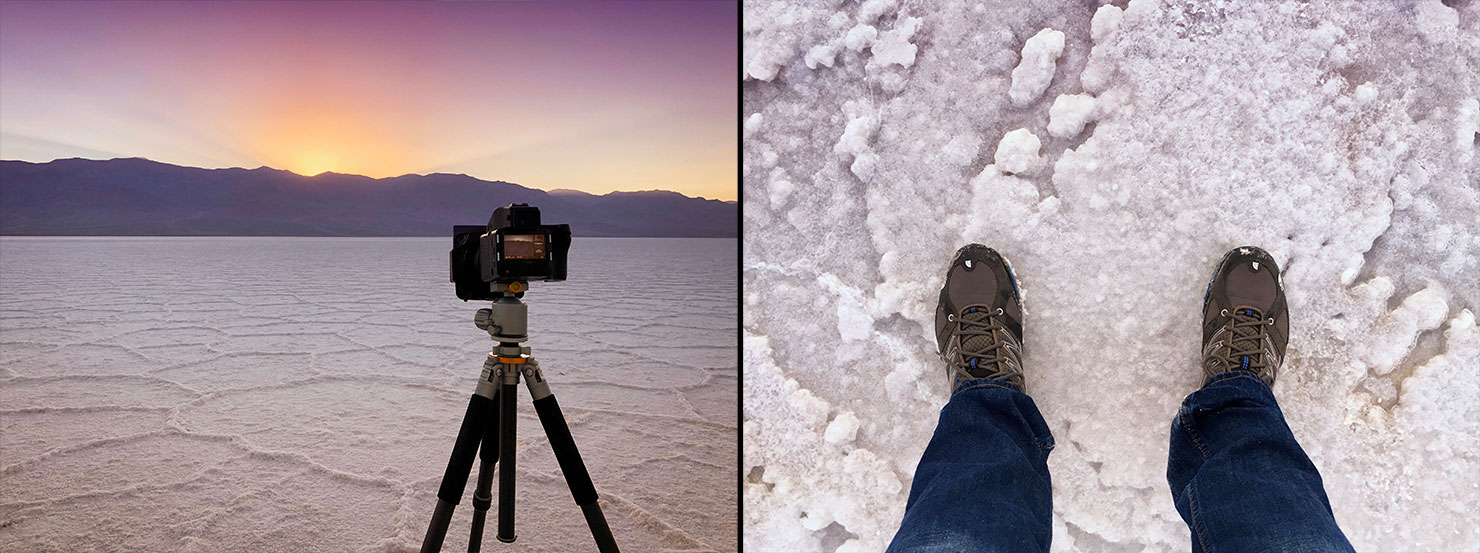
[467,397,501,553]
[524,367,620,553]
[421,388,497,553]
[496,380,518,543]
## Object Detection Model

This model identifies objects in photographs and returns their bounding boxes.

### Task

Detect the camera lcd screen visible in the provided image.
[502,233,547,260]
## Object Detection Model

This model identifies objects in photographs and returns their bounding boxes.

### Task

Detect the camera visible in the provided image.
[450,203,570,301]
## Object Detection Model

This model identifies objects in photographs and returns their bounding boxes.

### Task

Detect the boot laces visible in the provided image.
[1223,306,1270,374]
[949,304,1020,384]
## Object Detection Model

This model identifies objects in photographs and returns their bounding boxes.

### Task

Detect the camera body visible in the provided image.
[450,204,570,301]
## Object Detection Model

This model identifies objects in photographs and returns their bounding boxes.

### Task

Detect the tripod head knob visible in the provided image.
[474,308,494,330]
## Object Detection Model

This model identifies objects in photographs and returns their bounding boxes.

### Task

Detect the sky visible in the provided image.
[0,1,737,200]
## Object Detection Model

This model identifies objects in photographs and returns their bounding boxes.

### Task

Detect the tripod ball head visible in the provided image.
[474,295,528,343]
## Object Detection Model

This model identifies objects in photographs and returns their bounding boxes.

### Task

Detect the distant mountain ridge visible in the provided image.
[0,158,736,237]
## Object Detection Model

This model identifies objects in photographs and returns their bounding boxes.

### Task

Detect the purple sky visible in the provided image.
[0,1,738,199]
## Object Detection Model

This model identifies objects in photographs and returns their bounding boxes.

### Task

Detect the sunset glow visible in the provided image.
[0,1,737,199]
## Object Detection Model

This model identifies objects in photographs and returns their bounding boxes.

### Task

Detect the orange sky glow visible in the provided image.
[0,2,737,200]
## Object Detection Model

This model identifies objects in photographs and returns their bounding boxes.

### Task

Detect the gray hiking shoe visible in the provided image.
[1201,246,1289,385]
[935,244,1025,391]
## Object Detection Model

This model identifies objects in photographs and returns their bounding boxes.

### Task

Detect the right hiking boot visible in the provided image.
[935,244,1026,391]
[1201,246,1289,385]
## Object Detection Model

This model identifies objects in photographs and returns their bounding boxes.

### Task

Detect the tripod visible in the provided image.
[421,284,619,553]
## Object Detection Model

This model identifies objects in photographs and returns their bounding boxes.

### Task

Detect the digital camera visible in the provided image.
[450,204,570,301]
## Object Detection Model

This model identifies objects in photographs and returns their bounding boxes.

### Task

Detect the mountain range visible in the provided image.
[0,158,736,237]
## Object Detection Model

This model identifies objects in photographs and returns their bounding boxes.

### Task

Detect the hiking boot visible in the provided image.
[1201,246,1288,385]
[935,244,1025,391]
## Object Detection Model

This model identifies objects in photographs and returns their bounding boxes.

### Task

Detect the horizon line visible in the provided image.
[0,156,737,203]
[0,234,737,239]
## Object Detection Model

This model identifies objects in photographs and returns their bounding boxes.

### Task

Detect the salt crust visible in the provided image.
[744,0,1479,550]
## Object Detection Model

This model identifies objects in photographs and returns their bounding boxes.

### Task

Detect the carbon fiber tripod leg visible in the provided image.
[467,396,501,552]
[524,363,620,553]
[496,379,518,543]
[421,388,498,553]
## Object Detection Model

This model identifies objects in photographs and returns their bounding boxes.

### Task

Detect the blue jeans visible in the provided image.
[887,372,1354,553]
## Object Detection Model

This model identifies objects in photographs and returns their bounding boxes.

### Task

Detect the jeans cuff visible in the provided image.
[952,377,1023,396]
[1200,370,1270,391]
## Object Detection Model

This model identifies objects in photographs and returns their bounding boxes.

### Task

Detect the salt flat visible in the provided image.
[743,1,1478,551]
[0,237,736,552]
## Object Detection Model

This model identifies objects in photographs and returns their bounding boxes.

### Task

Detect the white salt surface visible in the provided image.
[744,1,1479,551]
[1010,28,1067,107]
[0,237,736,552]
[1047,94,1096,139]
[994,128,1044,175]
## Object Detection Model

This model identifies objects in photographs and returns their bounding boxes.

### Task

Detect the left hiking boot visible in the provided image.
[1201,246,1288,385]
[935,244,1026,391]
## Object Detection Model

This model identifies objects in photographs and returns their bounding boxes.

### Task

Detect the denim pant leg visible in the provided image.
[886,379,1055,553]
[1167,372,1354,553]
